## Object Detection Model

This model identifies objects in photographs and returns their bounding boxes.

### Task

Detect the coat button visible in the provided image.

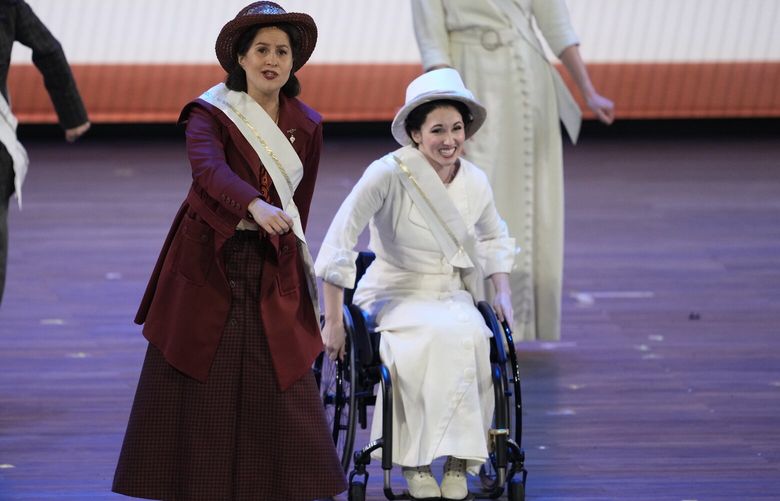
[229,279,236,288]
[327,271,342,283]
[281,245,289,253]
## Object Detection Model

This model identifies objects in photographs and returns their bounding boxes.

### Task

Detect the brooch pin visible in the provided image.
[287,128,297,144]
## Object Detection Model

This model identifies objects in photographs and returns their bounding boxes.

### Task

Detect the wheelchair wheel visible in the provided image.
[479,381,522,492]
[348,479,366,501]
[313,308,357,472]
[477,302,525,493]
[478,460,499,491]
[508,475,526,501]
[501,319,524,450]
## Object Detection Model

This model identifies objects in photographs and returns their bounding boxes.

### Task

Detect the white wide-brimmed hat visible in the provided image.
[390,68,487,146]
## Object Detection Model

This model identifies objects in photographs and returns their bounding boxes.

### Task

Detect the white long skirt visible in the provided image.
[353,259,495,474]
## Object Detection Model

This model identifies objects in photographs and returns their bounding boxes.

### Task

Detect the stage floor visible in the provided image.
[1,124,779,500]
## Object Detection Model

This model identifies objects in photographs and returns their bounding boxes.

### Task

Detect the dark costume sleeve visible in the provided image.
[184,105,262,222]
[10,0,88,128]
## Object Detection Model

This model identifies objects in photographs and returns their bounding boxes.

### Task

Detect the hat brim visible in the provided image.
[215,12,317,73]
[390,91,488,146]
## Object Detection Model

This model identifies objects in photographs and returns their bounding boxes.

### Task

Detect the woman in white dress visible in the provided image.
[315,68,515,500]
[411,0,615,342]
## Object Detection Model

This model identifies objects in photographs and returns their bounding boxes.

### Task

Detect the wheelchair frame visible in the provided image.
[314,252,527,501]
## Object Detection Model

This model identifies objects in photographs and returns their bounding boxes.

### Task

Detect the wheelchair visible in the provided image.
[314,252,527,501]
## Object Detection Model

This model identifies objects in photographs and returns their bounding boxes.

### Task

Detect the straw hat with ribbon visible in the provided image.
[215,1,317,73]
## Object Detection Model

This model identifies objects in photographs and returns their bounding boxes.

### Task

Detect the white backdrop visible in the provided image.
[12,0,780,64]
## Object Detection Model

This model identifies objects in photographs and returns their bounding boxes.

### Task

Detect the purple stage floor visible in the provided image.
[1,124,779,500]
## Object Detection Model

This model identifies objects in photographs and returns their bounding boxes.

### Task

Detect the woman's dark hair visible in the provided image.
[404,99,473,144]
[225,23,302,98]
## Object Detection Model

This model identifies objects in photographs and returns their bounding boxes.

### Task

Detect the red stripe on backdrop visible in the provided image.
[7,62,780,123]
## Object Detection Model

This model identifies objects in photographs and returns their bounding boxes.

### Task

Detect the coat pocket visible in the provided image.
[171,214,214,286]
[276,236,301,296]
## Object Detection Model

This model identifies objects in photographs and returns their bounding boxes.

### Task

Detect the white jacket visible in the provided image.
[315,151,514,292]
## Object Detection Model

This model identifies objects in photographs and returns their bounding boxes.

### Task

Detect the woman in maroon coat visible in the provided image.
[113,3,346,500]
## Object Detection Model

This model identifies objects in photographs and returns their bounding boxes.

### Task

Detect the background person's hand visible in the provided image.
[586,92,615,125]
[65,121,90,142]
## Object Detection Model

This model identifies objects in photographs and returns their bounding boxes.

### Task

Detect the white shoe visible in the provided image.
[441,456,469,500]
[402,464,441,499]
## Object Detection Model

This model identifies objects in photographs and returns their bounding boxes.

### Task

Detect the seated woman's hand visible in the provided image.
[490,272,514,327]
[321,318,347,361]
[493,289,514,328]
[247,198,294,235]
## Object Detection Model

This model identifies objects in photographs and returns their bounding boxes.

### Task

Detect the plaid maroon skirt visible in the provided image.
[113,232,346,500]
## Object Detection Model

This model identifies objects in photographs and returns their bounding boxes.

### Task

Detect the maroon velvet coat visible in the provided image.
[135,92,323,390]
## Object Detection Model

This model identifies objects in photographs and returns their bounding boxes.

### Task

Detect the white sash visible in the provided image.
[492,0,582,143]
[199,83,320,322]
[0,93,29,209]
[392,145,485,299]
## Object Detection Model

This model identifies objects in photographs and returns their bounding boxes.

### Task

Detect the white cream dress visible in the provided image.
[315,148,514,472]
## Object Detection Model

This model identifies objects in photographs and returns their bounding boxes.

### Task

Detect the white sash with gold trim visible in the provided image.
[392,145,486,299]
[199,83,320,322]
[0,93,29,209]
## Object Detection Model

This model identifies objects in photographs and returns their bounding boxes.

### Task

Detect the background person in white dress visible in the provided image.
[316,68,515,501]
[412,0,614,342]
